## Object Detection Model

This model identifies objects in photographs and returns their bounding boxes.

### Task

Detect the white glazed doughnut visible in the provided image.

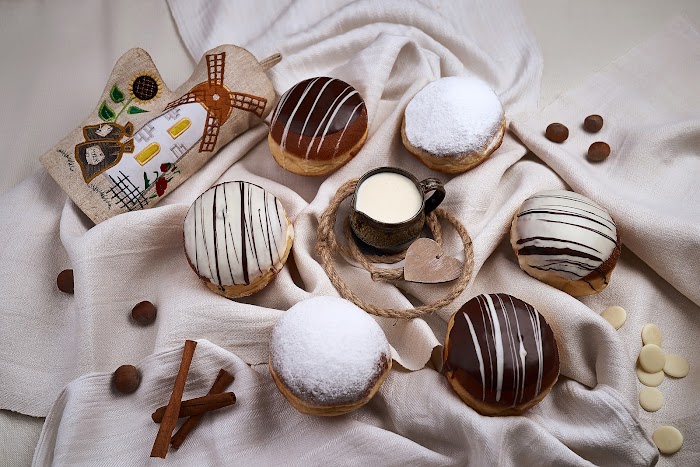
[510,190,621,297]
[401,76,505,174]
[183,181,294,298]
[269,296,392,416]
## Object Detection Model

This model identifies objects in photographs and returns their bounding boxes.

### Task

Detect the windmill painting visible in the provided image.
[164,52,268,152]
[103,51,269,195]
[40,44,278,224]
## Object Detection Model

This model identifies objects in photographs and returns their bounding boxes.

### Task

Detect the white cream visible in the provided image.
[355,172,423,223]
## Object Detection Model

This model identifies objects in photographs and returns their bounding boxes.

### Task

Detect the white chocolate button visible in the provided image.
[639,387,664,412]
[639,344,665,373]
[641,323,662,346]
[653,426,683,455]
[663,354,689,378]
[601,305,626,329]
[636,365,664,387]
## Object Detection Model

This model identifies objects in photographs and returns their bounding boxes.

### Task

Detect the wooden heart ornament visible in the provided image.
[403,238,462,283]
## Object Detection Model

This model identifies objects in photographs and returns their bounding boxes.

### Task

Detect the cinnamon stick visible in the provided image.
[150,340,197,459]
[151,392,236,423]
[171,369,235,450]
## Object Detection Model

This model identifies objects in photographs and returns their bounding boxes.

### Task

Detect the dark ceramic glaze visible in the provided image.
[350,167,445,253]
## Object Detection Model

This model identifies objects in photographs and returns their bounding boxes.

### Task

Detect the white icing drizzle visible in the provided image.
[464,312,486,401]
[482,294,504,402]
[183,181,288,287]
[280,77,322,151]
[469,294,546,406]
[513,190,618,286]
[297,78,336,145]
[303,85,354,160]
[313,90,359,156]
[526,302,544,395]
[332,102,364,158]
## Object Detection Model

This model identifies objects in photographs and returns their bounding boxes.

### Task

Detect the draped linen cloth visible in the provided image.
[4,0,700,465]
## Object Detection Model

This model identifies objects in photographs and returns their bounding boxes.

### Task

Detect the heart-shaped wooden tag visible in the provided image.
[403,238,462,283]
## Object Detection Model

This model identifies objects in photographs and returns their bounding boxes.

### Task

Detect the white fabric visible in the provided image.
[509,18,700,464]
[4,0,700,465]
[33,339,654,466]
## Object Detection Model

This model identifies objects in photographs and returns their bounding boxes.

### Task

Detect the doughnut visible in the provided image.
[269,296,391,416]
[510,190,621,297]
[268,77,368,176]
[443,293,560,416]
[183,181,294,299]
[401,76,505,174]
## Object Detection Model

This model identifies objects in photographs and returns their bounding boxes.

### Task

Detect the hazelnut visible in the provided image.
[112,364,141,394]
[584,115,604,133]
[131,301,157,325]
[57,269,74,294]
[545,123,569,143]
[587,141,611,162]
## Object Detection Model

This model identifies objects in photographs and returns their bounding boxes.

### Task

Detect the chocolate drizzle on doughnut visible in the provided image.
[445,294,559,408]
[269,77,367,161]
[512,190,619,289]
[184,181,288,287]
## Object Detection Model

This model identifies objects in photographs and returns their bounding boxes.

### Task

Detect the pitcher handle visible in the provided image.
[420,178,445,215]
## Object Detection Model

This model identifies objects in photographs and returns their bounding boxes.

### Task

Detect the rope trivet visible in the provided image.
[316,179,474,319]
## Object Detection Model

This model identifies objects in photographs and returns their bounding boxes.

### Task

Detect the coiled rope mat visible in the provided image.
[316,179,474,319]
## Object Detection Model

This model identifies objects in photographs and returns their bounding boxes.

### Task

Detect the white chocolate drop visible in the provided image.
[639,344,665,373]
[653,426,683,455]
[601,305,626,329]
[636,365,664,387]
[639,387,664,412]
[641,323,662,346]
[355,172,423,224]
[663,354,689,378]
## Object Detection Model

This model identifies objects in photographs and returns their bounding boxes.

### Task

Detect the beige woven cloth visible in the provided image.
[4,0,700,465]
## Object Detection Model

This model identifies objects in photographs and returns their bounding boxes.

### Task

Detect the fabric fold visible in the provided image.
[32,340,658,466]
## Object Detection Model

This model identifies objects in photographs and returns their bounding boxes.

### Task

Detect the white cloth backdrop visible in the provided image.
[2,0,700,464]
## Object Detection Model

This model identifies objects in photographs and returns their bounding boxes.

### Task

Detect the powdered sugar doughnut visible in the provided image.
[401,76,505,174]
[183,181,294,299]
[269,296,392,416]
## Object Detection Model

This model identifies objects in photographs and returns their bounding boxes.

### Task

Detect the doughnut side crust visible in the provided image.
[401,117,505,174]
[269,354,391,416]
[190,221,294,298]
[268,125,367,176]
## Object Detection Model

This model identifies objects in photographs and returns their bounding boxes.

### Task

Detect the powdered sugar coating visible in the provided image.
[404,76,504,156]
[270,296,391,406]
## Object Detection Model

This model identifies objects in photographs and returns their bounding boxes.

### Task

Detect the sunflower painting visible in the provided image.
[96,72,163,123]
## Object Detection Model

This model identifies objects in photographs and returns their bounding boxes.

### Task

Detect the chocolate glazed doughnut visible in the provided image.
[268,77,368,176]
[443,293,560,416]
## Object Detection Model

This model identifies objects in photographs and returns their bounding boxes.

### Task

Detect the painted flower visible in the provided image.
[130,73,162,103]
[160,163,171,172]
[156,177,168,196]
